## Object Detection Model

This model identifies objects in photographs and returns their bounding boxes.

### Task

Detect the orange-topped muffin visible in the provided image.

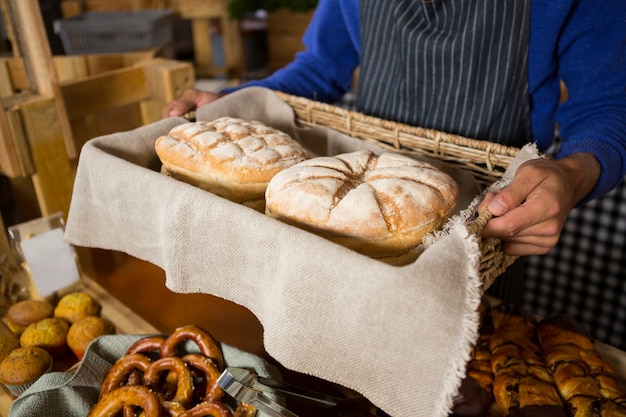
[0,346,53,396]
[54,292,102,324]
[20,317,69,359]
[0,336,19,363]
[6,299,54,336]
[67,316,115,360]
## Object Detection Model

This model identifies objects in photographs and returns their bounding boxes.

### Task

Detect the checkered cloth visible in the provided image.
[524,178,626,350]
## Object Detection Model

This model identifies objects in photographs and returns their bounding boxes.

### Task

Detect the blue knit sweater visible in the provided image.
[227,0,626,201]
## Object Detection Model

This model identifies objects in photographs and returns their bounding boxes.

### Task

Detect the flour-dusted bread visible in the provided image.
[155,117,310,211]
[265,150,460,264]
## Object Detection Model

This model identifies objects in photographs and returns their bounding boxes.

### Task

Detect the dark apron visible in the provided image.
[357,0,532,304]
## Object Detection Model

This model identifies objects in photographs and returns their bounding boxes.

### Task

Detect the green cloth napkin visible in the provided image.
[9,334,279,417]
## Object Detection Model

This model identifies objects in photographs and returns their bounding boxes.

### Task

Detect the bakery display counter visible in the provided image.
[0,253,380,417]
[1,255,626,417]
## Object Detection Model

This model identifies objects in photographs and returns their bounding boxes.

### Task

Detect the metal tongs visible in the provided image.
[217,367,374,417]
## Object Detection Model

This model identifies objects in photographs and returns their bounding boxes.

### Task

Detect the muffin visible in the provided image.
[20,317,69,358]
[67,316,116,360]
[6,299,54,336]
[0,346,53,396]
[54,292,102,324]
[0,336,19,363]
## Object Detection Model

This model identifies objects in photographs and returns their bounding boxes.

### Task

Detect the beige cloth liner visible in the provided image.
[64,87,540,417]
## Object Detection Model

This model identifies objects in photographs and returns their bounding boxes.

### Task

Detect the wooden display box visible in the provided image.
[0,51,194,274]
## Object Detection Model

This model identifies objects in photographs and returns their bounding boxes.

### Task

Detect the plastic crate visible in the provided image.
[53,10,175,57]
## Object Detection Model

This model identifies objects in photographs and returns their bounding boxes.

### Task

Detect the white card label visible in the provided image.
[19,228,79,297]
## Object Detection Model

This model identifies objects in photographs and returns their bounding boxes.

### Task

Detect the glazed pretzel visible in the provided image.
[99,354,152,400]
[162,400,186,417]
[160,325,225,370]
[182,353,223,402]
[127,336,166,356]
[87,385,162,417]
[233,403,257,417]
[143,356,194,409]
[178,401,233,417]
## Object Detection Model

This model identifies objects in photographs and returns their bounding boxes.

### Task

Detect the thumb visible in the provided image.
[485,182,528,216]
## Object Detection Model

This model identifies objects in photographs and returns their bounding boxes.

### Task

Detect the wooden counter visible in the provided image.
[0,252,358,417]
[1,252,625,416]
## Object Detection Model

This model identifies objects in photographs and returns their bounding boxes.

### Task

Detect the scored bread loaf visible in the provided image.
[155,117,310,211]
[264,150,460,265]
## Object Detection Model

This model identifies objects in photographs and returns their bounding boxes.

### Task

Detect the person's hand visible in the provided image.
[161,89,222,119]
[477,152,600,256]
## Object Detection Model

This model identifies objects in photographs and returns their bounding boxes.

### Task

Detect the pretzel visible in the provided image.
[99,353,152,400]
[182,353,223,402]
[160,325,225,370]
[127,336,166,356]
[233,403,257,417]
[143,356,194,409]
[178,401,233,417]
[162,401,186,417]
[87,385,162,417]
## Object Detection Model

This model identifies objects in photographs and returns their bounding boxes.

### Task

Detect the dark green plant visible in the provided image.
[227,0,318,20]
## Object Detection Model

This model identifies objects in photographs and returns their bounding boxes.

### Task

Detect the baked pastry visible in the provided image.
[264,150,460,264]
[67,316,116,360]
[489,304,566,417]
[19,317,69,358]
[54,291,102,324]
[0,346,53,396]
[6,299,54,336]
[538,314,626,416]
[155,117,310,211]
[0,336,19,363]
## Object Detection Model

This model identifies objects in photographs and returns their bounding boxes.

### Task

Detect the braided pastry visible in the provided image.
[538,314,626,417]
[489,304,567,417]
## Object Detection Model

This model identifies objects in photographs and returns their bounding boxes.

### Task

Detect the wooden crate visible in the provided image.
[0,51,194,200]
[61,0,244,78]
[266,9,313,71]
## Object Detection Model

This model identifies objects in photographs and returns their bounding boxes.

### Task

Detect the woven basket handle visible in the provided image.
[466,210,493,237]
[465,210,519,290]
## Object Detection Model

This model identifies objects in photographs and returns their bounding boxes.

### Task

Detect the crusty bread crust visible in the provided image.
[155,117,309,206]
[265,150,460,263]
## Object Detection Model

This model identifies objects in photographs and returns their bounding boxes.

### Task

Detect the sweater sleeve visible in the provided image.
[222,0,361,104]
[553,1,626,201]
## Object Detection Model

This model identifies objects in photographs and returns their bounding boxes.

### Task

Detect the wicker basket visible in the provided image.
[275,91,520,289]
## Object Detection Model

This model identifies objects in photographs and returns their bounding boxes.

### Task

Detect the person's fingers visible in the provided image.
[162,101,194,118]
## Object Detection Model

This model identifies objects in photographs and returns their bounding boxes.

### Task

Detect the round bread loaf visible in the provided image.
[155,117,309,211]
[265,150,460,264]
